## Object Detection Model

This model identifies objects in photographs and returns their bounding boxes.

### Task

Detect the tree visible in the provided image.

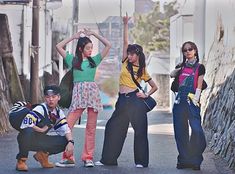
[130,1,178,54]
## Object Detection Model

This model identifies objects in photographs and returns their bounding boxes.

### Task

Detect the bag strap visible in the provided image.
[71,67,73,79]
[39,104,49,119]
[129,64,145,93]
[39,104,53,129]
[193,63,199,74]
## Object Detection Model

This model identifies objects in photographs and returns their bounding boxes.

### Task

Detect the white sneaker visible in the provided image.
[84,160,94,167]
[136,164,144,168]
[94,161,104,166]
[55,159,75,167]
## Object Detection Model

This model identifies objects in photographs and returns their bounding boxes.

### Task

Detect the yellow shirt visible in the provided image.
[119,59,151,89]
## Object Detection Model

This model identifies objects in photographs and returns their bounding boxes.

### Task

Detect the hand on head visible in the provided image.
[73,30,84,39]
[83,28,93,36]
[73,28,94,39]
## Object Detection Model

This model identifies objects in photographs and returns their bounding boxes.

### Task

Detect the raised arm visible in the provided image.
[84,28,111,59]
[122,14,131,62]
[56,31,83,58]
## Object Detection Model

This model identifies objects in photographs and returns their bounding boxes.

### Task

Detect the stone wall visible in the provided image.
[202,15,235,168]
[203,69,235,168]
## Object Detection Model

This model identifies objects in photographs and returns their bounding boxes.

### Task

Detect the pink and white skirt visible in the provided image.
[68,82,103,113]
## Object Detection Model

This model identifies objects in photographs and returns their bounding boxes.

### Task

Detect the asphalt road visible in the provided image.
[0,109,234,174]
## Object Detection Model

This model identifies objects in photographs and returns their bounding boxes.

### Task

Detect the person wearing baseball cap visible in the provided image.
[44,85,61,96]
[13,85,74,171]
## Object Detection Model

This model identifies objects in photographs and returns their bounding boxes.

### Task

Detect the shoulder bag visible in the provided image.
[58,68,73,108]
[129,65,157,112]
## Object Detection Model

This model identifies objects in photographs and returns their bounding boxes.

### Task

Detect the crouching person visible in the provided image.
[9,85,74,171]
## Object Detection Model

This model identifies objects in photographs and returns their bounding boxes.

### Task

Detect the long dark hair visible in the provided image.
[126,44,146,78]
[73,36,96,70]
[181,41,199,66]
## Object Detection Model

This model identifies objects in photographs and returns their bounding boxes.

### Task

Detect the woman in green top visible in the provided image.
[55,28,111,167]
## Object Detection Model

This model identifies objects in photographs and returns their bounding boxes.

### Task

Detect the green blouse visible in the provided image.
[64,52,102,82]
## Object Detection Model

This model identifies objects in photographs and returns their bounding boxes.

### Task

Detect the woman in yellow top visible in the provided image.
[96,15,158,168]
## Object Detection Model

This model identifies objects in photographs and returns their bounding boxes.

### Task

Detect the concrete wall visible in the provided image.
[0,5,23,73]
[154,74,170,109]
[0,2,54,78]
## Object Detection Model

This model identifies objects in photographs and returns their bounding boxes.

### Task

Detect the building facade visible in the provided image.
[0,0,62,78]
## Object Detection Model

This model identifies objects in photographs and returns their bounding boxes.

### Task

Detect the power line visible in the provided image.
[87,0,104,36]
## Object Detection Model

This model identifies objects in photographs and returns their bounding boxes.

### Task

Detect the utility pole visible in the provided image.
[72,0,79,52]
[30,0,40,104]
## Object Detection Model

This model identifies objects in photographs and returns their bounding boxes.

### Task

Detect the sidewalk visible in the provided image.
[0,110,234,174]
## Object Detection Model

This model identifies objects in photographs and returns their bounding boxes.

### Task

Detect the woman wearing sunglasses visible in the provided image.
[171,41,207,171]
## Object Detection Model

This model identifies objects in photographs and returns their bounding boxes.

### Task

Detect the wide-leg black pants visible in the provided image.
[100,90,149,167]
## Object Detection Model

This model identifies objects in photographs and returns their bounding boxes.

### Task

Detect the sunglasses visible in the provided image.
[183,48,194,53]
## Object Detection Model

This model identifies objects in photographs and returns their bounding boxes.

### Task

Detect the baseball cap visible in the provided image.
[44,85,60,96]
